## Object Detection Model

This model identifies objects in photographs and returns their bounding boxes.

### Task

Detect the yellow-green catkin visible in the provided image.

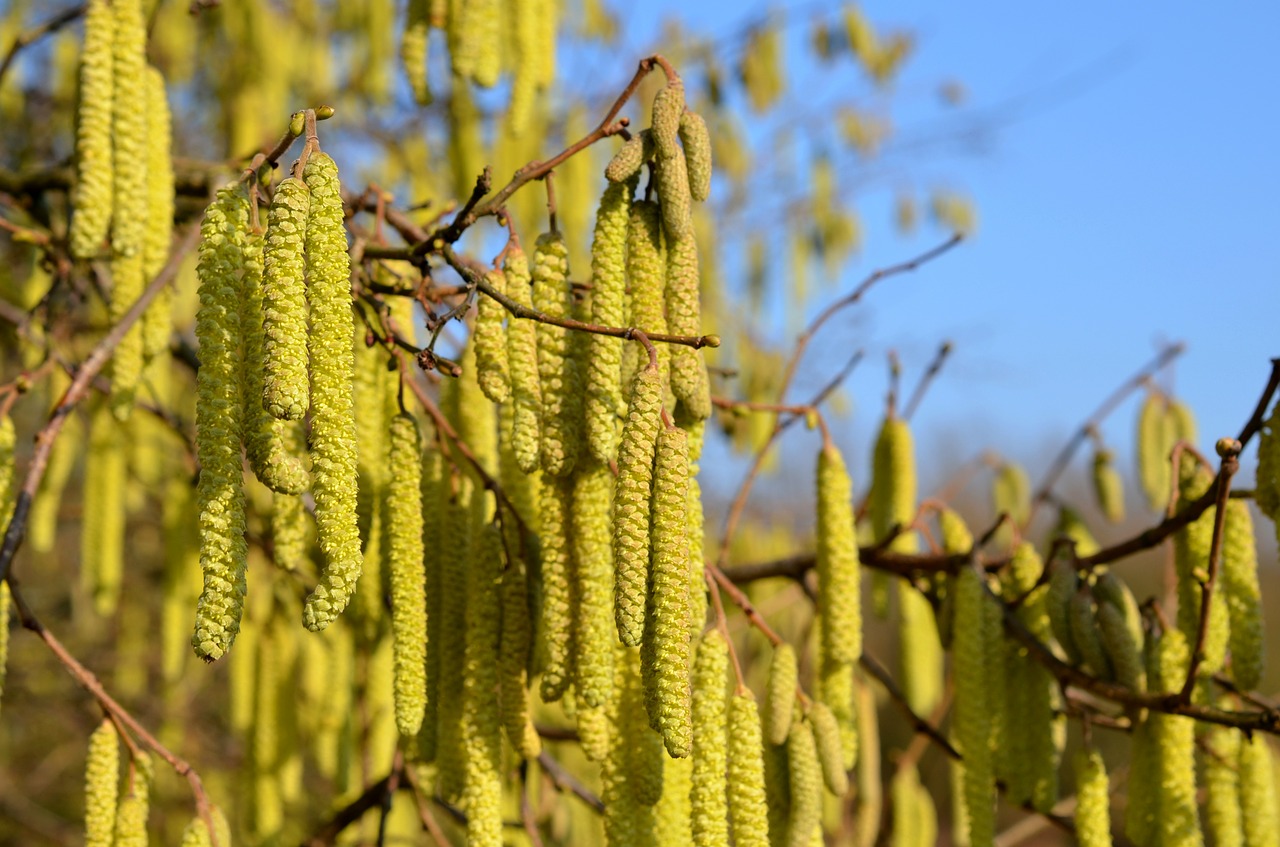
[584,178,634,464]
[1257,400,1280,521]
[240,214,309,496]
[531,230,582,476]
[499,551,540,759]
[1091,447,1125,524]
[28,406,80,554]
[141,65,174,360]
[191,187,249,661]
[474,268,510,403]
[538,475,575,702]
[691,630,730,847]
[1069,588,1114,680]
[643,425,693,758]
[1204,724,1243,847]
[953,567,995,847]
[614,363,663,646]
[679,111,713,202]
[727,692,771,847]
[624,200,669,401]
[69,0,114,259]
[1137,392,1175,511]
[816,443,861,666]
[606,130,655,184]
[1046,557,1082,664]
[178,816,211,847]
[401,0,431,105]
[387,413,427,737]
[1073,748,1112,847]
[1239,736,1280,847]
[786,718,823,847]
[260,176,311,421]
[992,462,1030,527]
[665,223,710,422]
[271,489,309,572]
[807,701,848,796]
[1152,628,1203,847]
[112,752,151,847]
[301,152,362,632]
[506,0,539,135]
[463,523,504,847]
[85,718,119,847]
[1096,599,1145,692]
[82,402,125,615]
[1174,462,1228,675]
[572,459,616,708]
[766,642,799,747]
[1221,496,1265,690]
[651,78,685,159]
[604,651,662,843]
[505,246,542,472]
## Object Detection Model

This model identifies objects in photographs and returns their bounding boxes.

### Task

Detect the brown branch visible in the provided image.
[536,751,604,813]
[901,340,953,422]
[0,4,85,87]
[299,773,396,847]
[706,562,784,647]
[858,651,960,760]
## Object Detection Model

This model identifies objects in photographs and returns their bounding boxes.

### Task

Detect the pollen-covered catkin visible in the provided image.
[953,566,995,847]
[1152,628,1203,847]
[656,149,694,242]
[624,201,669,398]
[766,642,799,746]
[727,693,771,847]
[817,443,861,666]
[1221,497,1264,690]
[1092,448,1125,523]
[1045,557,1081,664]
[1073,748,1112,847]
[387,413,426,737]
[572,459,616,708]
[499,552,541,759]
[260,176,311,421]
[474,269,510,403]
[538,475,576,702]
[141,65,175,360]
[505,247,542,472]
[69,0,114,259]
[666,226,710,420]
[192,186,250,661]
[85,719,119,847]
[651,78,685,160]
[1174,462,1228,674]
[691,630,730,847]
[679,111,713,202]
[531,231,583,476]
[82,410,125,613]
[1096,600,1145,692]
[1069,588,1113,679]
[301,152,363,632]
[786,718,823,847]
[1239,735,1280,847]
[1204,725,1243,847]
[643,425,693,757]
[585,178,635,463]
[179,816,212,847]
[808,701,849,796]
[614,363,663,646]
[1137,392,1175,511]
[462,524,503,847]
[606,130,655,184]
[400,0,431,105]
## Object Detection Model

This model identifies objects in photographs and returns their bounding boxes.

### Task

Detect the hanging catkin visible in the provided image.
[1137,392,1175,511]
[1073,748,1113,847]
[400,0,431,105]
[1204,724,1243,847]
[572,459,616,708]
[140,65,175,360]
[614,363,663,646]
[690,630,730,847]
[462,524,503,847]
[504,245,542,472]
[84,719,119,847]
[69,0,114,259]
[531,230,583,476]
[624,201,669,401]
[679,111,713,202]
[538,475,576,702]
[474,268,510,403]
[606,130,655,184]
[301,152,363,632]
[387,413,427,737]
[1174,462,1228,674]
[1152,628,1203,847]
[260,176,312,421]
[643,425,693,757]
[1221,496,1265,690]
[584,178,635,463]
[499,549,541,758]
[192,185,250,661]
[1239,735,1280,847]
[816,443,860,665]
[785,718,823,847]
[1092,448,1125,523]
[953,566,996,847]
[765,642,799,746]
[727,692,771,847]
[665,224,710,421]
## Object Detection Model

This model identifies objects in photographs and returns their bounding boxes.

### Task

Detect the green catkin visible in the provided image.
[474,268,510,403]
[1073,748,1113,847]
[606,129,655,183]
[1137,392,1175,511]
[679,111,713,202]
[992,461,1031,526]
[614,363,663,646]
[1205,725,1243,847]
[727,693,771,847]
[192,186,249,661]
[260,176,312,421]
[271,491,309,572]
[240,214,309,495]
[1092,448,1125,523]
[85,719,119,847]
[417,446,444,762]
[538,475,575,702]
[252,621,284,841]
[578,694,612,763]
[506,0,538,135]
[572,459,616,708]
[786,718,823,847]
[81,403,123,614]
[766,642,799,746]
[817,654,857,771]
[643,425,693,757]
[624,201,670,402]
[387,413,427,737]
[816,443,861,666]
[619,646,666,807]
[1096,600,1145,691]
[658,754,695,842]
[301,152,362,632]
[499,553,541,759]
[505,247,542,472]
[764,731,792,847]
[1045,557,1081,664]
[1221,497,1265,690]
[401,0,431,105]
[113,792,148,847]
[462,524,503,847]
[1174,462,1229,674]
[584,178,634,464]
[531,231,582,476]
[953,567,995,847]
[1239,736,1280,847]
[691,630,730,847]
[179,817,211,847]
[656,148,694,242]
[1153,628,1203,847]
[28,406,80,554]
[69,0,114,259]
[666,225,711,421]
[434,469,480,797]
[1257,400,1280,521]
[1054,505,1100,557]
[1170,398,1199,445]
[1069,588,1114,679]
[651,79,685,161]
[141,65,174,360]
[807,701,848,796]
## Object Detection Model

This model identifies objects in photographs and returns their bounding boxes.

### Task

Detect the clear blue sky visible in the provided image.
[611,0,1279,498]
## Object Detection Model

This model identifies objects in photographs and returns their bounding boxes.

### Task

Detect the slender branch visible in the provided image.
[901,340,953,422]
[298,773,396,847]
[858,651,960,760]
[536,751,604,813]
[0,4,85,87]
[706,562,783,647]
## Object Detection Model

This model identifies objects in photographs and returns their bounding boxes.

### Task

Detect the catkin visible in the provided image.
[1092,448,1125,523]
[387,413,427,737]
[499,551,540,758]
[606,129,655,183]
[766,642,799,746]
[1239,736,1280,847]
[572,459,616,708]
[401,0,431,105]
[260,176,312,421]
[665,225,710,421]
[81,403,124,615]
[538,475,576,701]
[1045,557,1082,664]
[1204,725,1243,847]
[786,718,823,847]
[1174,462,1228,674]
[691,630,730,847]
[1073,748,1113,847]
[301,152,363,632]
[1069,588,1113,679]
[585,178,634,463]
[1152,628,1203,847]
[474,268,510,403]
[624,200,669,402]
[679,111,713,202]
[1096,600,1145,691]
[816,443,861,666]
[505,247,542,472]
[462,523,504,847]
[656,148,694,241]
[69,0,114,259]
[1257,401,1280,520]
[614,364,663,646]
[531,231,582,476]
[85,719,119,847]
[179,817,212,847]
[650,78,685,161]
[808,701,849,796]
[643,425,693,757]
[1137,392,1175,511]
[141,65,175,360]
[727,693,771,847]
[1221,497,1264,690]
[192,186,250,661]
[953,567,995,847]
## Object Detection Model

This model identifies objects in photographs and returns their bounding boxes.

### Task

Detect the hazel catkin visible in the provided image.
[387,413,427,737]
[816,443,861,666]
[614,363,663,647]
[538,475,576,702]
[260,176,311,421]
[69,0,114,259]
[584,178,634,463]
[606,129,655,184]
[726,693,771,847]
[531,231,583,476]
[1221,497,1265,691]
[505,247,542,473]
[84,718,119,847]
[679,111,713,202]
[474,268,510,403]
[691,630,730,847]
[765,642,799,746]
[571,459,616,709]
[1073,748,1113,847]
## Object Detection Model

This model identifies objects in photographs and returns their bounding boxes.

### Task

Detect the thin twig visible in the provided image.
[859,651,960,760]
[536,751,605,813]
[0,4,85,87]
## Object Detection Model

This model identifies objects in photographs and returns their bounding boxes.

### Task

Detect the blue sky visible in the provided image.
[608,0,1279,500]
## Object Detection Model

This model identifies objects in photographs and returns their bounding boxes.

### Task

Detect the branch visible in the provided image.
[536,751,604,813]
[0,4,85,87]
[859,651,960,760]
[298,773,396,847]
